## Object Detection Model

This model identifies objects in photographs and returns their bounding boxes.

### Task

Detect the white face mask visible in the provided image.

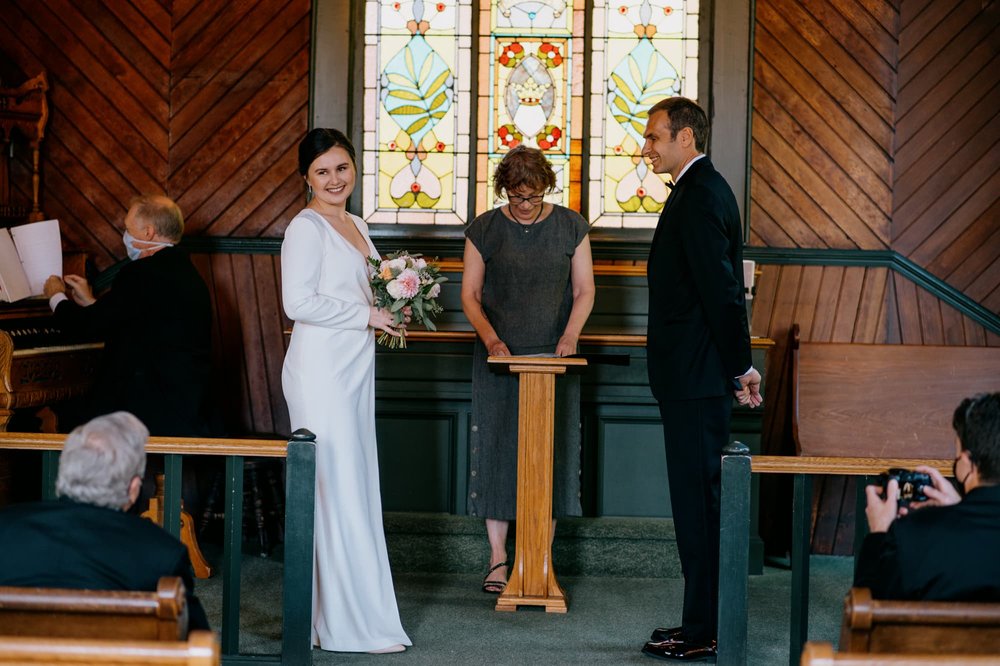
[123,230,173,261]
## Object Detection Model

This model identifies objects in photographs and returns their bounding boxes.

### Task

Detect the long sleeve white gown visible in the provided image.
[280,208,410,652]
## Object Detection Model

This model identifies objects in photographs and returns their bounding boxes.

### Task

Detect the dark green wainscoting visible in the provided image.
[373,339,768,520]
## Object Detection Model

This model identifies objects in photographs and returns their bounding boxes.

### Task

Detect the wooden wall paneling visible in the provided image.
[756,1,893,142]
[915,286,945,345]
[171,0,231,55]
[751,133,857,249]
[963,315,988,347]
[893,119,1000,255]
[169,3,306,153]
[940,305,967,346]
[170,49,309,195]
[832,268,865,342]
[208,254,253,434]
[968,258,1000,311]
[891,271,923,345]
[170,2,306,134]
[894,73,998,182]
[753,33,891,185]
[170,2,262,96]
[811,473,846,555]
[876,269,901,344]
[896,2,994,114]
[911,168,1000,272]
[234,173,305,237]
[800,0,896,73]
[853,267,888,343]
[229,255,274,435]
[898,0,955,54]
[987,331,1000,347]
[753,82,891,230]
[809,266,846,341]
[184,112,306,235]
[98,1,172,57]
[748,161,823,247]
[832,475,857,555]
[73,1,170,83]
[854,0,898,35]
[201,140,301,237]
[251,254,290,437]
[750,96,887,249]
[929,199,1000,288]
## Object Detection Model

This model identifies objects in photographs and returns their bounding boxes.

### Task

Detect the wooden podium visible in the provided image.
[487,355,587,613]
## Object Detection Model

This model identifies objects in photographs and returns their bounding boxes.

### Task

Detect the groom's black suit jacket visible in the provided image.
[646,156,751,401]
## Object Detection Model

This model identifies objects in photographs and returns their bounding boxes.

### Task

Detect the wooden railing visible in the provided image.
[0,430,317,666]
[715,446,952,666]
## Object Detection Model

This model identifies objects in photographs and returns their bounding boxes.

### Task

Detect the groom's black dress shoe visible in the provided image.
[641,638,717,662]
[650,626,684,642]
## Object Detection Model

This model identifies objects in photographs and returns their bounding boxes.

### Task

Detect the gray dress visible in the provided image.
[466,205,589,520]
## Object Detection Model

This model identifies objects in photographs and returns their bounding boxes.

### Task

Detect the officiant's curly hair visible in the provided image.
[298,128,356,176]
[493,145,556,200]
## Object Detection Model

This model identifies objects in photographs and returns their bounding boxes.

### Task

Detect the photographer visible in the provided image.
[855,392,1000,601]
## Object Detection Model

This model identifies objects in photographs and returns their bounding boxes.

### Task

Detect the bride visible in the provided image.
[280,128,410,653]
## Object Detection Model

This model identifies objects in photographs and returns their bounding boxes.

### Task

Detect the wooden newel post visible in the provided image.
[487,355,587,614]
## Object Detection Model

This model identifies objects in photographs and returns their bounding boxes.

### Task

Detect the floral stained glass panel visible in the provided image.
[589,0,699,228]
[363,0,473,224]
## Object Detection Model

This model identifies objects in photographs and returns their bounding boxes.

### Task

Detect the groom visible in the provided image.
[641,96,761,662]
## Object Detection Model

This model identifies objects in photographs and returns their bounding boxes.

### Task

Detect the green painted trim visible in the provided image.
[744,247,1000,333]
[95,240,998,334]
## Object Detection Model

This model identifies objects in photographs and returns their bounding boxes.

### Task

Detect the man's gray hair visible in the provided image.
[56,412,148,509]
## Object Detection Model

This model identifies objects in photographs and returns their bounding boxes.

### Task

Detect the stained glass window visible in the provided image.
[363,0,699,229]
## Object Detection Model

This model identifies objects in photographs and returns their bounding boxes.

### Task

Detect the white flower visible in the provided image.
[388,258,407,272]
[427,283,441,298]
[414,257,427,269]
[386,279,405,299]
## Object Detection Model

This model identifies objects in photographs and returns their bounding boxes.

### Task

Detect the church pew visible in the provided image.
[0,576,188,641]
[802,641,1000,665]
[0,630,218,665]
[840,587,1000,655]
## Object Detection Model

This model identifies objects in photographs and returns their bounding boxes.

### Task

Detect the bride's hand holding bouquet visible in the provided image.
[368,251,447,349]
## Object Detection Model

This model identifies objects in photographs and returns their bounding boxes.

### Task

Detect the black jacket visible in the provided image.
[0,498,210,629]
[646,157,751,401]
[855,484,1000,601]
[53,246,213,436]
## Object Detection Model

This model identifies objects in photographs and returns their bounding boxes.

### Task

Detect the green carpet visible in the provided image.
[196,554,853,664]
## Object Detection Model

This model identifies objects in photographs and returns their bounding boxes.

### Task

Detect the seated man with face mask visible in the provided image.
[855,392,1000,601]
[43,195,213,437]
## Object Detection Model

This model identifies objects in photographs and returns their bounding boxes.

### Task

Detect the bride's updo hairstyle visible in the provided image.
[298,128,357,176]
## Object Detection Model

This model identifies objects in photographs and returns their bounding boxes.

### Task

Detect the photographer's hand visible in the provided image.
[865,479,899,533]
[901,465,961,514]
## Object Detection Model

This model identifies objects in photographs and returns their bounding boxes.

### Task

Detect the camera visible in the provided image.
[876,468,932,506]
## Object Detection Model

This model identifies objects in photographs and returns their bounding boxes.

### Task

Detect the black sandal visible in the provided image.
[481,561,508,594]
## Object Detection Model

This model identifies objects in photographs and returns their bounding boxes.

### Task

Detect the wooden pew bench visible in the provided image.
[0,630,218,665]
[840,587,1000,655]
[802,641,1000,665]
[0,576,189,641]
[790,324,1000,460]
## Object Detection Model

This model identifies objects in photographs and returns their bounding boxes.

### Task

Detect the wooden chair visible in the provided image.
[0,630,218,665]
[802,641,1000,665]
[840,587,1000,655]
[0,576,189,641]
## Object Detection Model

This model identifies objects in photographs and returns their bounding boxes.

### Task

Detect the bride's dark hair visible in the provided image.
[298,128,356,176]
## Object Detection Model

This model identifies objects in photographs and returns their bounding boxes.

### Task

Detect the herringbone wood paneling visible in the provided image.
[751,0,895,250]
[893,0,1000,313]
[0,0,309,272]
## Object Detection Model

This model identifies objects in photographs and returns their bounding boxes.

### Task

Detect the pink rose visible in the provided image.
[395,269,420,299]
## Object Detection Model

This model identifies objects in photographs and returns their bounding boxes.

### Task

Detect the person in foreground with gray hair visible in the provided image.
[0,411,209,630]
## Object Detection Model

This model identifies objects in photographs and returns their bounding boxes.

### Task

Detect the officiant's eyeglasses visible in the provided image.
[508,194,544,204]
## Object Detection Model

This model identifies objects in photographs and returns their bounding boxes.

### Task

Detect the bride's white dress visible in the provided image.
[280,208,410,652]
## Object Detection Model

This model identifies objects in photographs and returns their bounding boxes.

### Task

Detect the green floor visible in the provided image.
[197,554,853,665]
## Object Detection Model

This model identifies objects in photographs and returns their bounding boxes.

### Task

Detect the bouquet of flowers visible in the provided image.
[368,251,447,349]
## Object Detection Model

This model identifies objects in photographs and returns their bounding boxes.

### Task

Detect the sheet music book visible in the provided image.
[0,219,62,302]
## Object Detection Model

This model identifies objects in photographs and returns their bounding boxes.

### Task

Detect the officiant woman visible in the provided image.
[461,145,595,594]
